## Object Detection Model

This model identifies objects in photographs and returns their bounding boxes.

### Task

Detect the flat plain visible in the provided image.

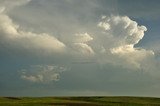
[0,96,160,106]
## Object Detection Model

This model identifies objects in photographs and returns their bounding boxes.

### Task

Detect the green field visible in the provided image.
[0,96,160,106]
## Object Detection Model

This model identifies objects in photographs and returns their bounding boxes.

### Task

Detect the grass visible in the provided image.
[0,96,160,106]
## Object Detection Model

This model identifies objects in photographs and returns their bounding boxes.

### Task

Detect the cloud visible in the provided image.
[0,0,159,84]
[72,43,94,56]
[97,15,154,69]
[0,10,65,56]
[73,33,93,43]
[110,45,154,68]
[0,0,160,97]
[0,6,156,70]
[65,33,94,56]
[21,65,66,83]
[97,16,147,46]
[0,7,5,13]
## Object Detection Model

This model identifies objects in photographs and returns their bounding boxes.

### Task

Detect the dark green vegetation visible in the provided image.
[0,96,160,106]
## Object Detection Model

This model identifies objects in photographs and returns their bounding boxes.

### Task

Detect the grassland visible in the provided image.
[0,96,160,106]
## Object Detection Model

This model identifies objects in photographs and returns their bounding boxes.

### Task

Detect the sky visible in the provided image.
[0,0,160,97]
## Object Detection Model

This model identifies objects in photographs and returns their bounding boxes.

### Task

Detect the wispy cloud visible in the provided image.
[21,65,66,83]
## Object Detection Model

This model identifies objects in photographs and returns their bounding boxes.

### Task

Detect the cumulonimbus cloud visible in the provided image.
[0,8,155,70]
[0,0,159,84]
[96,15,154,69]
